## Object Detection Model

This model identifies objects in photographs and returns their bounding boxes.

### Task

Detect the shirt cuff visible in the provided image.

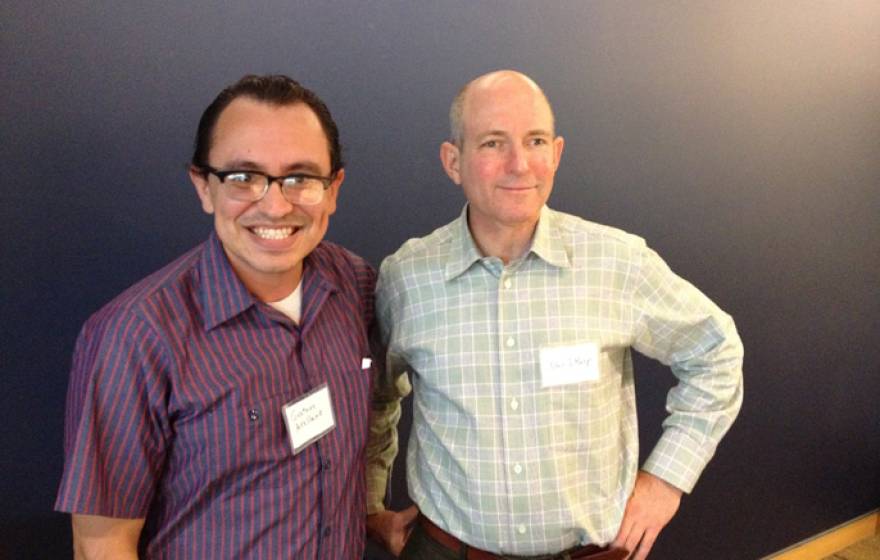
[642,427,716,494]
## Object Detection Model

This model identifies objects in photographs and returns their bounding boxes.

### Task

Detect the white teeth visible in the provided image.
[252,227,294,240]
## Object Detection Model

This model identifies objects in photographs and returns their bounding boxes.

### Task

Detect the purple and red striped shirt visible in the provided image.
[55,232,376,559]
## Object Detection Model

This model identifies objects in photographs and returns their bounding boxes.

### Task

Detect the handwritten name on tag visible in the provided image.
[282,384,336,454]
[539,342,600,388]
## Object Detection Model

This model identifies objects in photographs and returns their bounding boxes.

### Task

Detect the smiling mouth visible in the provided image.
[251,226,297,240]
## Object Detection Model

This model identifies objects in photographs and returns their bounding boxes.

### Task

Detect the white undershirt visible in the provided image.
[267,281,303,323]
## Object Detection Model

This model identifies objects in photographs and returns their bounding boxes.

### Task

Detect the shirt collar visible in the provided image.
[529,205,572,269]
[198,231,258,331]
[444,204,571,281]
[197,233,342,331]
[444,204,486,281]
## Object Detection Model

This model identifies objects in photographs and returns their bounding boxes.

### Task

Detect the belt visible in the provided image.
[419,515,629,560]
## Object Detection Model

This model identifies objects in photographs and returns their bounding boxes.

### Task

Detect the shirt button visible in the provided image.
[503,278,512,289]
[322,459,332,471]
[323,526,332,538]
[513,463,523,474]
[510,399,519,411]
[506,337,515,348]
[247,409,260,422]
[517,524,527,535]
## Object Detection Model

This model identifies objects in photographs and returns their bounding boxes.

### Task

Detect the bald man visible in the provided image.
[366,70,743,560]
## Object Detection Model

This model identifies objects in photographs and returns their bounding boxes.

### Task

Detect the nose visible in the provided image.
[506,144,529,175]
[258,180,295,216]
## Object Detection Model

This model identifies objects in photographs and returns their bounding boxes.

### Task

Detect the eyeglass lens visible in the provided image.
[221,172,325,205]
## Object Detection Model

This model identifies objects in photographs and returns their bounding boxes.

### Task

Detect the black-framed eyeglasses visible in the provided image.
[200,166,335,206]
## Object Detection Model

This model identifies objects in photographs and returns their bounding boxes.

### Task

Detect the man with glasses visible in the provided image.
[56,75,376,559]
[366,70,743,560]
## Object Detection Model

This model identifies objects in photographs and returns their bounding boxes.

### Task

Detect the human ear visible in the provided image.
[440,141,462,185]
[188,166,215,215]
[552,136,565,171]
[324,168,344,216]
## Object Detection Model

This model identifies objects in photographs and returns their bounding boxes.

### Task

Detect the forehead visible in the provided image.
[461,77,554,137]
[209,97,331,169]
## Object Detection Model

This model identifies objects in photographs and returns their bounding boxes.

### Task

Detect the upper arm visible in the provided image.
[632,244,742,367]
[72,514,145,560]
[57,312,172,518]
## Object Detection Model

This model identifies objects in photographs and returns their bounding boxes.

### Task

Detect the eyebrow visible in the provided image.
[526,129,554,137]
[477,129,554,139]
[220,159,327,175]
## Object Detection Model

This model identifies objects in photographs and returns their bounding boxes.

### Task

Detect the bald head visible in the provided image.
[449,70,556,146]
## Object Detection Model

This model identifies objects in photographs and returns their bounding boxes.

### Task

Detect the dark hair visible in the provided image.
[191,74,343,174]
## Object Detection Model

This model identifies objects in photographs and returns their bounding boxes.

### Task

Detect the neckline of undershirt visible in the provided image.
[267,281,303,324]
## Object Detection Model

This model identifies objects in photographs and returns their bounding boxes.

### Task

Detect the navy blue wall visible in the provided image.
[2,3,878,558]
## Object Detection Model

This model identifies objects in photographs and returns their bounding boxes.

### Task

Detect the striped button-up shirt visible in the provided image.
[367,205,743,555]
[56,232,376,559]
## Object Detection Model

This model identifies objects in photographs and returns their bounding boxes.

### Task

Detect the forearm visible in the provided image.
[75,542,139,560]
[72,514,144,560]
[369,274,412,512]
[366,396,403,513]
[644,314,744,491]
[366,365,411,512]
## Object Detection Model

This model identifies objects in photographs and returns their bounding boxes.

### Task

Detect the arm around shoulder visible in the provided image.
[72,514,144,560]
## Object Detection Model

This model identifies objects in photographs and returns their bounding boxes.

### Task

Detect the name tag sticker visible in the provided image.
[540,342,600,388]
[282,384,336,455]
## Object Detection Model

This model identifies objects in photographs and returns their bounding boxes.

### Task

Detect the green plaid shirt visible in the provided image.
[367,205,743,555]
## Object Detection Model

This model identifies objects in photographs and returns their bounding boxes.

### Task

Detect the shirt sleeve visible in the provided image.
[365,258,412,514]
[55,307,173,517]
[631,245,744,493]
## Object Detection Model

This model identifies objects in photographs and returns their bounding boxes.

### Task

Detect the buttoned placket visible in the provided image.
[494,260,531,548]
[298,284,340,558]
[271,275,339,557]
